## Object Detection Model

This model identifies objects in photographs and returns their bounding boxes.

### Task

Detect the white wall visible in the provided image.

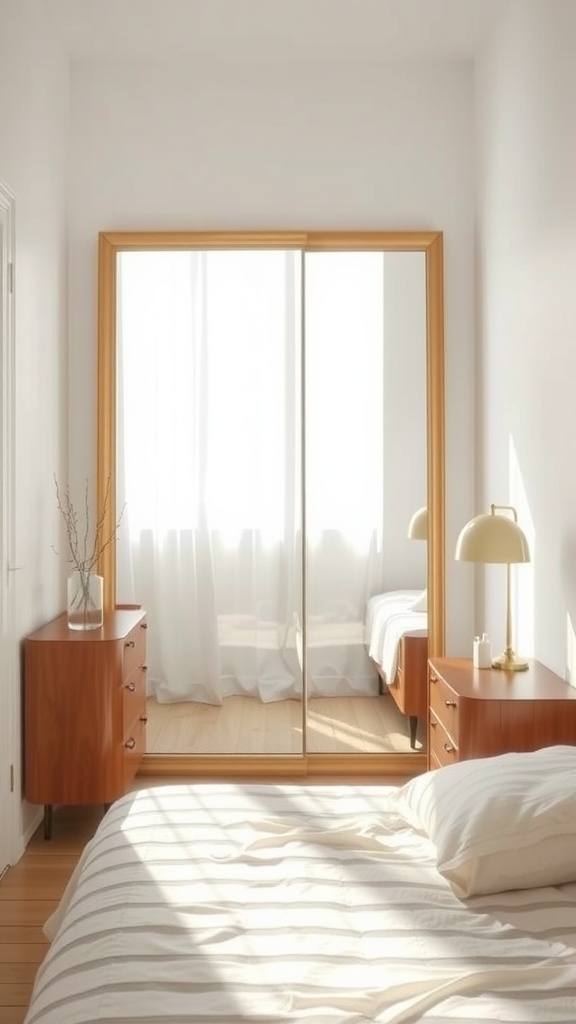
[67,57,477,652]
[475,0,576,678]
[0,0,69,847]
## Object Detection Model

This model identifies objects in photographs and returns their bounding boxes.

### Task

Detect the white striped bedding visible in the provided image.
[24,783,576,1024]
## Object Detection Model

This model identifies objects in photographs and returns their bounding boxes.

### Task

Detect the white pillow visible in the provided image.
[410,589,427,612]
[395,745,576,898]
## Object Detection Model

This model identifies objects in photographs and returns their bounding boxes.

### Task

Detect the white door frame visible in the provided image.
[0,179,17,872]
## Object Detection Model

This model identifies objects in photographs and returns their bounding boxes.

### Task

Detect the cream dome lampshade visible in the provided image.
[455,504,530,671]
[407,506,428,541]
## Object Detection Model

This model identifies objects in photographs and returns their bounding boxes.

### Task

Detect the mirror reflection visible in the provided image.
[304,250,427,753]
[113,245,428,756]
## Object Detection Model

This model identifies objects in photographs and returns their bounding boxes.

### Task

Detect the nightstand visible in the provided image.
[428,656,576,769]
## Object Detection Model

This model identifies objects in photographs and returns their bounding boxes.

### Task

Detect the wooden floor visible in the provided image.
[146,692,425,754]
[0,804,101,1024]
[0,774,410,1024]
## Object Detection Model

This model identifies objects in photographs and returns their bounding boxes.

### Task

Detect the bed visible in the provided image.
[24,745,576,1024]
[365,590,428,748]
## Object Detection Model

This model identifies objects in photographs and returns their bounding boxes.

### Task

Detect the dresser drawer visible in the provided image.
[123,712,146,789]
[429,669,460,745]
[429,708,459,767]
[123,664,147,736]
[123,619,147,679]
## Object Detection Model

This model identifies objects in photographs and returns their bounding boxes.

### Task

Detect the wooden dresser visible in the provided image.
[428,656,576,770]
[24,608,148,837]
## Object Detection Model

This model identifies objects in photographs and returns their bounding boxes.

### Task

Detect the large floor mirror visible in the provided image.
[98,231,444,777]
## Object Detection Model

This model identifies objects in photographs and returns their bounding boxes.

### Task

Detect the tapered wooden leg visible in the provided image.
[409,716,418,750]
[43,804,53,840]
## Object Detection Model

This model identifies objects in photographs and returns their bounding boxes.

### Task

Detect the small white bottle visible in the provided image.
[473,632,492,669]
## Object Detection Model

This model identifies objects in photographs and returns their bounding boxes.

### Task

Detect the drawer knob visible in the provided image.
[125,681,136,692]
[125,737,136,749]
[141,622,148,629]
[140,715,148,724]
[142,664,148,672]
[429,719,437,729]
[444,700,457,708]
[443,742,455,753]
[125,640,135,649]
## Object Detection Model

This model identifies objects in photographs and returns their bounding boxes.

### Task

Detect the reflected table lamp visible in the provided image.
[407,506,428,541]
[407,506,428,612]
[455,503,530,671]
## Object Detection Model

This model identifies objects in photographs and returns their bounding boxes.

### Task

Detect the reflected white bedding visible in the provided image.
[24,783,576,1024]
[365,590,427,682]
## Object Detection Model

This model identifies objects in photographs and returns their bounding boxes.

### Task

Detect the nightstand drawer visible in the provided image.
[390,635,428,717]
[389,664,407,714]
[429,709,458,767]
[429,669,459,744]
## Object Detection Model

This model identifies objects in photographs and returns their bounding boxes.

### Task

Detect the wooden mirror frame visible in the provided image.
[97,230,445,778]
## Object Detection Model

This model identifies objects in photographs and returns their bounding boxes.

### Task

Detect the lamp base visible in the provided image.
[491,649,529,672]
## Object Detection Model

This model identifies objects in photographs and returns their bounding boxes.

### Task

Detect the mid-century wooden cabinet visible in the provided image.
[24,608,147,837]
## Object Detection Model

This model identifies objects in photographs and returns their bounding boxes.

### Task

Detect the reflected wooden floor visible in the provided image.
[145,693,425,754]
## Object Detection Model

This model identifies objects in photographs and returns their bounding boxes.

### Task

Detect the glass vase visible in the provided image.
[67,571,104,631]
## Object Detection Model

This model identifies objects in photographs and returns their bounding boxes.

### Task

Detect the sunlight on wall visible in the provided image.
[566,614,576,688]
[509,435,534,659]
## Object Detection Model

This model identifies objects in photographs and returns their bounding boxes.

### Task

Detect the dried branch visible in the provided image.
[54,474,125,577]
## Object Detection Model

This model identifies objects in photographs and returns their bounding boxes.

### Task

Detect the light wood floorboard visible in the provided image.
[0,805,103,1024]
[146,692,425,754]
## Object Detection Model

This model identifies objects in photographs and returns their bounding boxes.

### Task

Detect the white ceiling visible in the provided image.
[44,0,506,62]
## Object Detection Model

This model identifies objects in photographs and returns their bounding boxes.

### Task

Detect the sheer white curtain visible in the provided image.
[305,252,385,695]
[117,249,302,703]
[116,248,388,704]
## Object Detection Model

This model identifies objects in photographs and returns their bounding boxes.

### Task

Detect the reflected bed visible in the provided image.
[365,590,428,748]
